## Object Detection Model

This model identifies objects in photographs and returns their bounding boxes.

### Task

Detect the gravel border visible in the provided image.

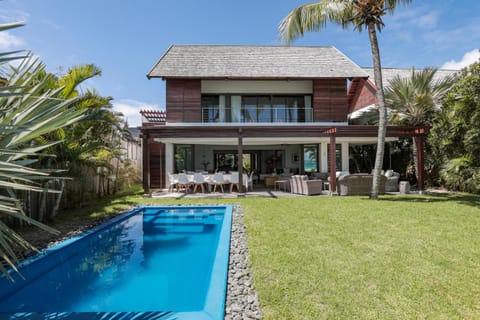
[225,204,262,320]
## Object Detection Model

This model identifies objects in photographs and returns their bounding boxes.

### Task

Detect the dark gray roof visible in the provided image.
[362,67,458,88]
[128,127,140,138]
[148,45,369,79]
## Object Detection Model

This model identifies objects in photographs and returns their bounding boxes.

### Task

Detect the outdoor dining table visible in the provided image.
[178,173,248,192]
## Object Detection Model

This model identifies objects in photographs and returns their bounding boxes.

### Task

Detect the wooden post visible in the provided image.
[237,128,244,193]
[329,133,337,195]
[415,134,425,194]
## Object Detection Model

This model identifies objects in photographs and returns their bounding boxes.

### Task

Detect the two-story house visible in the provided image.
[140,45,428,193]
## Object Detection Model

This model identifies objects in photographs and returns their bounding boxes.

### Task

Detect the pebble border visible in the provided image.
[225,204,262,320]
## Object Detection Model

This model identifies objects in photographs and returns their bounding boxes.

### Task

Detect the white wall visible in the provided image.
[201,80,313,94]
[164,143,174,185]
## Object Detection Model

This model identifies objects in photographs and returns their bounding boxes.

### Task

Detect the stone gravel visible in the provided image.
[225,205,262,320]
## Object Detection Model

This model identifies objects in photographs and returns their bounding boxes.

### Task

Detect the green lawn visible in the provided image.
[242,195,480,319]
[65,189,480,319]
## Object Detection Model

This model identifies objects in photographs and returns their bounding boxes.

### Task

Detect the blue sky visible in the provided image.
[1,0,479,127]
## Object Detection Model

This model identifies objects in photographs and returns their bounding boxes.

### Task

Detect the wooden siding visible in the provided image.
[149,141,165,189]
[166,79,201,122]
[313,79,348,122]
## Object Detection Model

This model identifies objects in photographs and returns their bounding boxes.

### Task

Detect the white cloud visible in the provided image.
[0,31,25,50]
[112,99,162,127]
[442,49,480,70]
[0,8,30,23]
[414,12,438,28]
[389,7,439,29]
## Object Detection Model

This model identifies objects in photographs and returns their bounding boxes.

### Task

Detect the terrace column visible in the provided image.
[320,142,328,172]
[237,128,244,193]
[341,142,349,172]
[164,143,174,186]
[328,129,337,195]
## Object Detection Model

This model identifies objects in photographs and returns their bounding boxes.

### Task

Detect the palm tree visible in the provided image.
[279,0,412,199]
[385,67,457,180]
[28,64,132,207]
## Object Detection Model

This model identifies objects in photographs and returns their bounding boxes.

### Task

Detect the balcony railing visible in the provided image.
[201,106,313,123]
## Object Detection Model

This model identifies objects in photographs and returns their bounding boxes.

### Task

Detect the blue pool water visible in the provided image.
[0,205,233,319]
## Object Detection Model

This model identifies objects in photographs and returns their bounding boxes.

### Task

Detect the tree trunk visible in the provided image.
[368,22,387,199]
[51,179,65,218]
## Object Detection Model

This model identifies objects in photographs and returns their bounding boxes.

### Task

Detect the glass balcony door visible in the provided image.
[201,94,312,123]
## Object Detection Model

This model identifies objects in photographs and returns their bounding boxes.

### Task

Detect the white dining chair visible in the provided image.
[209,173,226,193]
[192,173,207,193]
[167,173,178,192]
[177,173,192,193]
[229,172,240,192]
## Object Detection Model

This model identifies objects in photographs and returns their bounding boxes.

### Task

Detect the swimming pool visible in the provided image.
[0,205,233,320]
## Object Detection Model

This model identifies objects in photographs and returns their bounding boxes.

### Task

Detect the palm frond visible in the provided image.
[279,0,354,43]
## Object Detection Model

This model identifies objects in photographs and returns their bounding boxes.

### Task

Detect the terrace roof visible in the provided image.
[148,45,369,80]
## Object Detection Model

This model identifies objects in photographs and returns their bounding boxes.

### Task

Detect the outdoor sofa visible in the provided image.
[337,174,387,196]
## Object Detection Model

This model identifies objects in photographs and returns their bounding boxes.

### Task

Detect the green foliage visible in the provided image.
[0,21,130,280]
[386,67,457,126]
[0,22,92,279]
[384,67,457,183]
[278,0,412,43]
[429,62,480,192]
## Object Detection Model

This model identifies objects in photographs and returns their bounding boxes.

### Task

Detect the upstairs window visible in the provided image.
[201,94,311,123]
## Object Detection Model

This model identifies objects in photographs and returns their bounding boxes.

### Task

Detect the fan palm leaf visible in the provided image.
[0,24,91,279]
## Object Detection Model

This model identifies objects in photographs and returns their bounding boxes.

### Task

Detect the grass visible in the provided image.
[52,189,480,319]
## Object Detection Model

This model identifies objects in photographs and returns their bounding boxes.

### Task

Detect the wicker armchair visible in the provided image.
[290,175,323,196]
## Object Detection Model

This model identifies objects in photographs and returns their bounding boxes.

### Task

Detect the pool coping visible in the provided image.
[0,205,233,320]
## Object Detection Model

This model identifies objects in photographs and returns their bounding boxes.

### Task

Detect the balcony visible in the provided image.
[201,106,313,124]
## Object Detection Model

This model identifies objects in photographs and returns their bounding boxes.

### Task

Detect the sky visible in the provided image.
[1,0,479,127]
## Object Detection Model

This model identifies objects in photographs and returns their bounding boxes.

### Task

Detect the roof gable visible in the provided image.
[148,45,369,79]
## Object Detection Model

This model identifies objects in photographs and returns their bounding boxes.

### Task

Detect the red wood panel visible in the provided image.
[166,79,201,122]
[313,79,348,122]
[350,80,377,113]
[149,141,165,189]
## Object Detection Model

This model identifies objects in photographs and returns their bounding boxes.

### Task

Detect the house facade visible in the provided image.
[140,45,428,192]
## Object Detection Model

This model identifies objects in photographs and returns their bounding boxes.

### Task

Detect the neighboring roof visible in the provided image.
[348,67,459,114]
[361,67,458,88]
[148,45,369,79]
[128,127,140,138]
